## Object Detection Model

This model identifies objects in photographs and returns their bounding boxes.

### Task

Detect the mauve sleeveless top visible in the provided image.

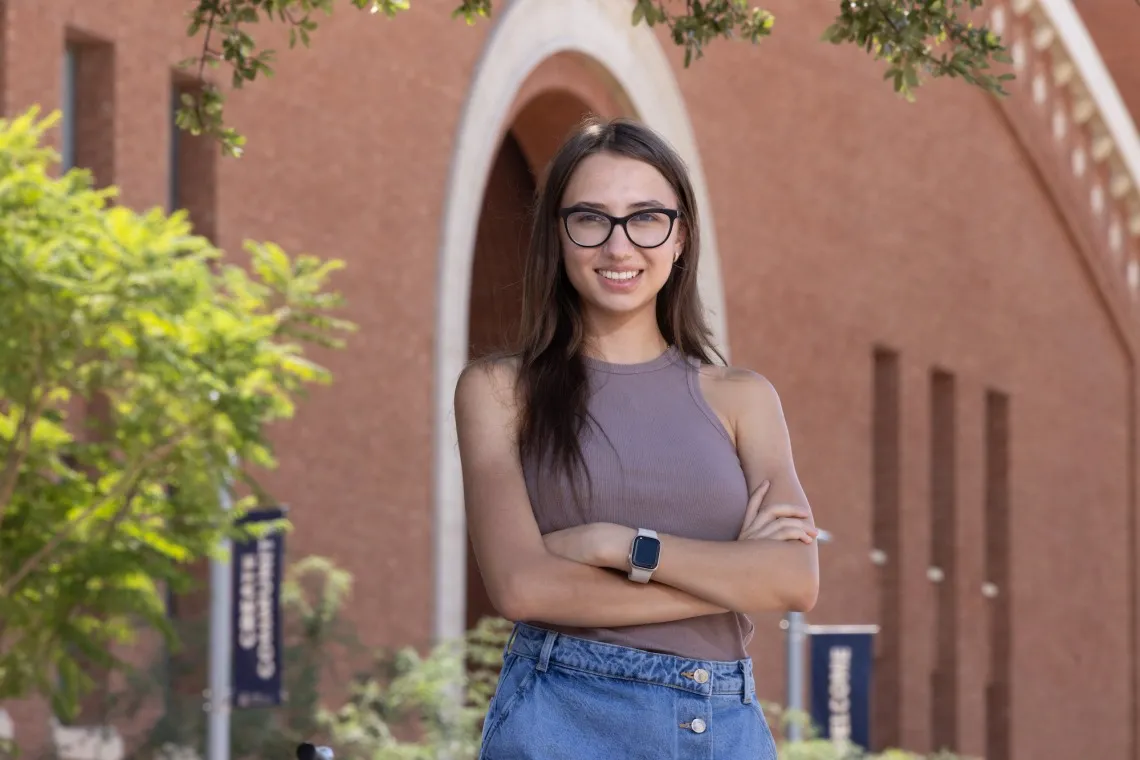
[522,346,755,661]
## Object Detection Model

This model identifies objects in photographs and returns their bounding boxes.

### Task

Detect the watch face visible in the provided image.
[631,536,661,569]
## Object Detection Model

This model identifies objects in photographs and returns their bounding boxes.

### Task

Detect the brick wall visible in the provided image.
[1,1,1137,758]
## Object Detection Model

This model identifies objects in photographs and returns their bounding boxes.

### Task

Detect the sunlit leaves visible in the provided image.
[177,0,1009,158]
[632,0,776,67]
[0,107,355,717]
[822,0,1013,100]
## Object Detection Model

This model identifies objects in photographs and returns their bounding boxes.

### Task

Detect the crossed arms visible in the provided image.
[454,360,820,629]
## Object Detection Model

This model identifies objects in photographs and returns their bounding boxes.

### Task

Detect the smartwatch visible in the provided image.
[628,528,662,583]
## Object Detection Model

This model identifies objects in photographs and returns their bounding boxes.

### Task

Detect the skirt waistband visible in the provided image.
[505,623,756,703]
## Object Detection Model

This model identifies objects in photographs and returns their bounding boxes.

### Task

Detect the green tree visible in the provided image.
[179,0,1012,157]
[0,107,355,721]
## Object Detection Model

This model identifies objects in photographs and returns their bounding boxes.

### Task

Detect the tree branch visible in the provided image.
[0,429,197,597]
[188,1,223,132]
[197,4,220,85]
[102,478,143,543]
[0,380,50,533]
[873,0,903,35]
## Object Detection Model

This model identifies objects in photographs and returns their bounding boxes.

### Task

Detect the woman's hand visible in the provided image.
[540,479,818,573]
[542,523,634,569]
[738,479,818,544]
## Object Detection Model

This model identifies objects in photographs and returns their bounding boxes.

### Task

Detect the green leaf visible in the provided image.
[0,107,355,716]
[905,65,919,89]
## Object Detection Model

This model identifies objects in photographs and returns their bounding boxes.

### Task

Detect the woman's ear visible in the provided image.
[674,220,687,260]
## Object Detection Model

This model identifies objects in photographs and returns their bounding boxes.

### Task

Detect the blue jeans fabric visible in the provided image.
[478,623,780,760]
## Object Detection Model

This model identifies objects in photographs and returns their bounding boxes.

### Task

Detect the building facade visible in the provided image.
[3,0,1140,758]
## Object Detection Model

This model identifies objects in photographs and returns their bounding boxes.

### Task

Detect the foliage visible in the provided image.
[115,555,512,760]
[775,741,975,759]
[178,0,1011,157]
[319,614,511,760]
[120,556,362,759]
[761,703,978,760]
[0,107,355,721]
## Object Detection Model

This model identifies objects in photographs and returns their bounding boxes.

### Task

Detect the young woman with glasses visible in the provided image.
[455,117,819,759]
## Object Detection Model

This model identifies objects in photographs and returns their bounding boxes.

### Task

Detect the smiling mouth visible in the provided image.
[596,269,643,282]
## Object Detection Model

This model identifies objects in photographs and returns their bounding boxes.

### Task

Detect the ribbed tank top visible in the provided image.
[522,346,755,662]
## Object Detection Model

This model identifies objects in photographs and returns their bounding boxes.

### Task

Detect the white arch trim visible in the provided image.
[431,0,730,642]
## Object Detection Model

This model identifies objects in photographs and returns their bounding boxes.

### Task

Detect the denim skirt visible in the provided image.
[477,623,779,760]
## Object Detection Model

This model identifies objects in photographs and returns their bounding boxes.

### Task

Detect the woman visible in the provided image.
[454,117,819,760]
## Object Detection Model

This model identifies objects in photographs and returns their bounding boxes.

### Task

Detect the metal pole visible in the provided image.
[785,529,831,742]
[207,475,235,760]
[785,611,806,741]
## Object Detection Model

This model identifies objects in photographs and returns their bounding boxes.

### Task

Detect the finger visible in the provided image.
[746,527,815,544]
[770,527,815,544]
[792,528,816,544]
[753,478,772,502]
[743,480,771,523]
[755,516,802,536]
[742,504,811,537]
[743,518,818,542]
[755,504,812,524]
[739,480,771,537]
[756,517,814,540]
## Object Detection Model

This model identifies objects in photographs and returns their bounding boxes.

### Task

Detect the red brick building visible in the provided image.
[3,0,1140,758]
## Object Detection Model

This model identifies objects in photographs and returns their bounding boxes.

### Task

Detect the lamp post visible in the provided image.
[784,528,831,742]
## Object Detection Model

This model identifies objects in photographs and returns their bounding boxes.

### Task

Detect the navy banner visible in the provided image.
[231,506,287,709]
[807,625,878,749]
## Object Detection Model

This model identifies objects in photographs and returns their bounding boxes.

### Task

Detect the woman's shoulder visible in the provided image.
[696,362,784,420]
[455,353,523,415]
[462,352,522,380]
[697,362,775,392]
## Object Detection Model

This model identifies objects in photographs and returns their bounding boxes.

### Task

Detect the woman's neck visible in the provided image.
[581,309,668,365]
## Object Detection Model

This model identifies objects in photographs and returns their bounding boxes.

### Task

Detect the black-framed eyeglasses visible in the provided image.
[558,207,680,249]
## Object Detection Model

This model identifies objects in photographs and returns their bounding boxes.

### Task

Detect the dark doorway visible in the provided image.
[465,130,535,630]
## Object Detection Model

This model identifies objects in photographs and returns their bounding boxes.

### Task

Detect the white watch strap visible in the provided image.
[628,528,659,583]
[629,566,653,583]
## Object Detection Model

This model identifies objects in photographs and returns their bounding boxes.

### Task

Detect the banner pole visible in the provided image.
[786,529,831,742]
[207,469,235,760]
[786,611,806,741]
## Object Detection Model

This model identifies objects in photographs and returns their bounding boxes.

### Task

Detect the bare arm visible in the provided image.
[554,372,819,614]
[600,530,818,614]
[455,360,729,627]
[643,372,818,611]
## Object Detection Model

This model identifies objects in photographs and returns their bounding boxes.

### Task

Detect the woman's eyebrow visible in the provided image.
[567,199,668,211]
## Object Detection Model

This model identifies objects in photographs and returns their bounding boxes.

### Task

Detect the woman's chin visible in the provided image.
[582,290,658,318]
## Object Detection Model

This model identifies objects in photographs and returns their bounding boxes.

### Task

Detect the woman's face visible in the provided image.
[558,152,684,320]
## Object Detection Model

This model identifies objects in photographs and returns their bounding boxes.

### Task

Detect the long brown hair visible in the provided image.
[515,116,724,495]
